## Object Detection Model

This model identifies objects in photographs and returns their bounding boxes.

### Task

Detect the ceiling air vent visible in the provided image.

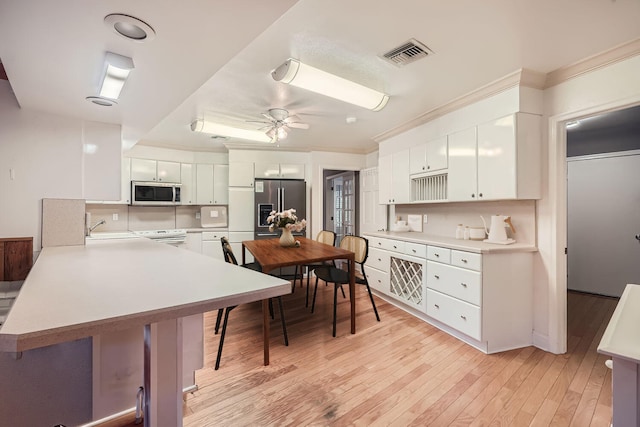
[381,39,433,67]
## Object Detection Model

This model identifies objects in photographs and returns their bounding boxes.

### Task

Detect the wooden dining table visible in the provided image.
[242,236,356,365]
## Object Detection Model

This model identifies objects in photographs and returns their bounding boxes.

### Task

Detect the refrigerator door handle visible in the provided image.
[281,187,285,211]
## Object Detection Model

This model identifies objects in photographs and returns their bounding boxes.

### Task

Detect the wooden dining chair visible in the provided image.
[214,237,289,370]
[311,235,380,337]
[292,230,336,306]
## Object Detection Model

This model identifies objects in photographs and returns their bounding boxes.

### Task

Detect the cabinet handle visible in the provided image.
[412,249,416,253]
[434,304,440,309]
[461,283,467,288]
[422,166,425,170]
[461,259,468,263]
[434,275,440,279]
[393,245,397,249]
[460,315,467,320]
[479,193,483,198]
[378,258,382,261]
[435,253,439,257]
[471,194,475,198]
[427,165,431,170]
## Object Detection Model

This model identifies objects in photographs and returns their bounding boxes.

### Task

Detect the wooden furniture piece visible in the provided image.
[294,230,336,306]
[0,237,33,281]
[242,236,356,346]
[0,238,289,427]
[598,283,640,427]
[312,236,380,337]
[215,237,288,370]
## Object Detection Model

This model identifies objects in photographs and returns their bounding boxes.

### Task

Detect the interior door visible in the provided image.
[326,171,356,246]
[567,152,640,297]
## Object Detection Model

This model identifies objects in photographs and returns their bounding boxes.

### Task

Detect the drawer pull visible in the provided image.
[435,253,440,257]
[378,258,382,261]
[434,275,440,279]
[434,304,440,309]
[460,315,467,320]
[461,283,467,288]
[393,245,397,249]
[412,249,416,253]
[461,259,468,263]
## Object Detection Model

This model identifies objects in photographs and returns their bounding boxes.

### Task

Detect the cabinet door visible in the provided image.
[228,188,254,232]
[229,163,254,187]
[378,154,393,204]
[447,127,478,201]
[409,144,427,175]
[180,163,196,205]
[254,163,280,178]
[213,164,229,204]
[157,161,181,183]
[425,136,448,172]
[392,149,410,203]
[130,158,157,181]
[196,164,214,204]
[279,164,305,179]
[120,157,131,204]
[182,232,202,253]
[477,115,516,200]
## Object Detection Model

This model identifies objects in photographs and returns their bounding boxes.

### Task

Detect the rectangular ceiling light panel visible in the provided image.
[100,52,135,100]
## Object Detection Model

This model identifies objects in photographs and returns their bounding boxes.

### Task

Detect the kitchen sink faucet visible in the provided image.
[86,219,106,237]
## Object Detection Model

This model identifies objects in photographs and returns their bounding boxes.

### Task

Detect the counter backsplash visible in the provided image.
[85,204,217,232]
[393,200,536,245]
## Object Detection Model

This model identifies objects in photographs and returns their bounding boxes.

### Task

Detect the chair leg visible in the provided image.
[311,276,319,313]
[332,283,338,337]
[365,283,380,321]
[214,308,223,334]
[338,284,346,299]
[277,296,289,346]
[292,266,299,293]
[215,306,234,370]
[305,269,311,307]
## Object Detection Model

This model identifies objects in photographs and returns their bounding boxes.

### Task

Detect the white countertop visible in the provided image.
[0,238,290,352]
[598,284,640,363]
[363,231,537,254]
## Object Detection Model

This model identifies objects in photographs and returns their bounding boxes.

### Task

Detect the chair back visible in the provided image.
[316,230,336,246]
[339,235,368,265]
[220,236,238,265]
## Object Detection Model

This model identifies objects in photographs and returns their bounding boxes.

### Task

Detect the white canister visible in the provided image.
[463,226,470,240]
[455,224,464,239]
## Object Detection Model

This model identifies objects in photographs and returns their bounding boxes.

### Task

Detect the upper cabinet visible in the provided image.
[212,164,229,205]
[131,159,181,183]
[448,113,541,201]
[379,150,410,204]
[254,163,304,179]
[196,164,228,205]
[409,136,448,175]
[229,163,254,187]
[180,163,197,205]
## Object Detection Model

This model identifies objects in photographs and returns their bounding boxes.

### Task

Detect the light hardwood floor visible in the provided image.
[112,285,618,426]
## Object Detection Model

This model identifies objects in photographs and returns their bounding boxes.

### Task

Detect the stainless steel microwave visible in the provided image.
[131,181,181,206]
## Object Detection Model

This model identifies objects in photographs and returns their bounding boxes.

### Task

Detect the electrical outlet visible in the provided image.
[112,213,118,221]
[423,214,428,223]
[195,212,201,219]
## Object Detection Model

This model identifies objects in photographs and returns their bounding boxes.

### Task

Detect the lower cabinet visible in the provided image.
[201,231,228,261]
[364,235,533,353]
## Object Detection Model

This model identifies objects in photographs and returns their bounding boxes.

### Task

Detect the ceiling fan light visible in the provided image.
[271,58,389,111]
[276,127,288,139]
[191,119,271,143]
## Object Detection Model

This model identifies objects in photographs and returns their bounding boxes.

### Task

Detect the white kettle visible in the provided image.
[481,215,516,242]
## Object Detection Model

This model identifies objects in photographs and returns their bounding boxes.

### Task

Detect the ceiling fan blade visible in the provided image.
[287,122,310,130]
[261,113,275,122]
[246,120,273,125]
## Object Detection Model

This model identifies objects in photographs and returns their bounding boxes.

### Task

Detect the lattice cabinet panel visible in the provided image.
[389,256,425,311]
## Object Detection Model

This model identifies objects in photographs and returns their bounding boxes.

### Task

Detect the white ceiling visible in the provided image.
[1,0,640,154]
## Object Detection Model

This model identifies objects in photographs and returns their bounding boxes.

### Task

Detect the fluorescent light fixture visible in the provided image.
[271,58,389,111]
[190,120,271,143]
[99,52,135,100]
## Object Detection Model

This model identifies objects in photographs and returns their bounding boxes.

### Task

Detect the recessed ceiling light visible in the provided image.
[346,116,357,124]
[104,14,156,42]
[86,96,117,107]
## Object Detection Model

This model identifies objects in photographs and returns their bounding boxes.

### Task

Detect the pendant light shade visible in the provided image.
[271,58,389,111]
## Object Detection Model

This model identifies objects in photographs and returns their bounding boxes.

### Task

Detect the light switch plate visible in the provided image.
[112,213,118,221]
[195,212,201,219]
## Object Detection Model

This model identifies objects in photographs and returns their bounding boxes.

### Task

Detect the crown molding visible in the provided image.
[372,68,544,143]
[544,38,640,89]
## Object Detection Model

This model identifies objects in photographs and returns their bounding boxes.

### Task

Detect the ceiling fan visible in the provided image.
[248,108,310,143]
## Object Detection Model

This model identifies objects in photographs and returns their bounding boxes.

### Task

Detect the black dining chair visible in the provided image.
[293,230,337,306]
[312,235,380,337]
[214,237,289,370]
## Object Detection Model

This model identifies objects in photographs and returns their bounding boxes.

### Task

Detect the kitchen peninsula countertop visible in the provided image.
[363,231,537,254]
[0,238,290,352]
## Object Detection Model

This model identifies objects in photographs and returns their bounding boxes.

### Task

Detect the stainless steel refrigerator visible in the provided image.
[254,178,306,277]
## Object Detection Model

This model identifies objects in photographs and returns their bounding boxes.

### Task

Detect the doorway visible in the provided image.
[324,170,359,246]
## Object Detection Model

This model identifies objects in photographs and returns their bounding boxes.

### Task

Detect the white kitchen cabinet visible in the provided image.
[213,164,229,204]
[195,164,214,204]
[201,231,228,261]
[120,157,131,204]
[183,232,202,253]
[360,167,387,233]
[228,188,254,232]
[229,162,254,187]
[378,150,410,204]
[131,158,181,183]
[409,136,448,175]
[254,163,304,179]
[448,113,541,201]
[180,163,197,205]
[229,231,255,264]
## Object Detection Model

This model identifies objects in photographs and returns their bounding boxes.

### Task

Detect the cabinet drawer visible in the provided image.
[367,248,390,272]
[202,231,229,241]
[365,267,389,294]
[426,289,481,340]
[368,237,405,253]
[451,250,482,271]
[404,242,427,258]
[427,246,451,263]
[426,261,481,306]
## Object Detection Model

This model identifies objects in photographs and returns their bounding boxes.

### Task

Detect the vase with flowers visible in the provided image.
[267,208,306,247]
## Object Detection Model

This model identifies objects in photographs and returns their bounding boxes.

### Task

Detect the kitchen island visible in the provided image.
[0,238,290,427]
